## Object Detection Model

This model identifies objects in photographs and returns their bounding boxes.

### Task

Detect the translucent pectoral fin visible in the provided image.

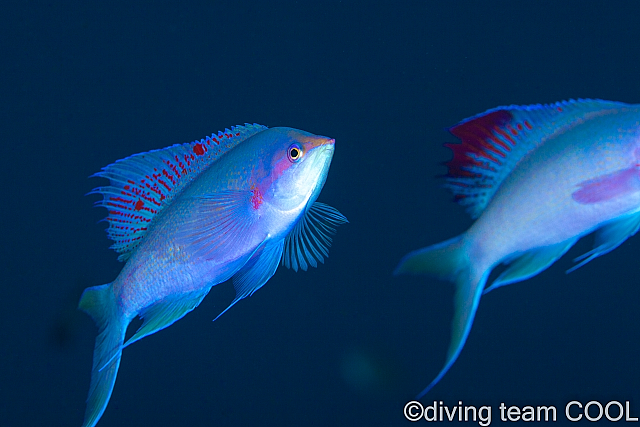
[175,191,258,260]
[282,202,348,272]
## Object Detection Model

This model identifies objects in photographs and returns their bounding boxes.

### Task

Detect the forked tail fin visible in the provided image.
[78,284,127,427]
[395,235,489,398]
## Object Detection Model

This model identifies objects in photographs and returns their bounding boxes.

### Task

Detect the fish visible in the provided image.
[395,99,640,398]
[79,124,347,427]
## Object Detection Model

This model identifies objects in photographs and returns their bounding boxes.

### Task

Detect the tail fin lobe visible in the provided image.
[416,267,488,398]
[395,236,489,398]
[393,236,466,280]
[79,284,127,427]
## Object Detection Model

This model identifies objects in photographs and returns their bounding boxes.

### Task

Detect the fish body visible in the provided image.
[79,125,347,427]
[395,100,640,397]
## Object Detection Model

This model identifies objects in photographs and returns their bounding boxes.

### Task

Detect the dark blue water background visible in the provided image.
[2,1,640,425]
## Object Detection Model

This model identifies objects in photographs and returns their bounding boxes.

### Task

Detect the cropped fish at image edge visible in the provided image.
[79,125,347,427]
[395,99,640,397]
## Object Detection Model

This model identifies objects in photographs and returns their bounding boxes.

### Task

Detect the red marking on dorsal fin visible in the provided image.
[193,143,205,156]
[90,124,268,260]
[442,99,629,219]
[446,110,513,179]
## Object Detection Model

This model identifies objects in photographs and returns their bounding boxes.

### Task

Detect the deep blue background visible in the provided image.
[3,1,640,426]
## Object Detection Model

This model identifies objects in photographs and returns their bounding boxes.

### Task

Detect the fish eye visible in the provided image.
[287,143,303,162]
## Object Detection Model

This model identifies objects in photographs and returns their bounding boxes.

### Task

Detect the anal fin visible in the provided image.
[124,287,211,348]
[484,238,579,294]
[568,212,640,273]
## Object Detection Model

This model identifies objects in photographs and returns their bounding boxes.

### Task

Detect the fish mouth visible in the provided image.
[317,139,335,160]
[304,138,335,203]
[314,138,335,158]
[321,139,335,153]
[299,134,335,151]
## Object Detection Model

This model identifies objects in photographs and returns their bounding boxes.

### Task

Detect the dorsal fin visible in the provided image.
[90,124,268,260]
[443,99,628,218]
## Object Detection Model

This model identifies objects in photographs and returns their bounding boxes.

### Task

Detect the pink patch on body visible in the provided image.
[572,166,640,204]
[250,184,263,210]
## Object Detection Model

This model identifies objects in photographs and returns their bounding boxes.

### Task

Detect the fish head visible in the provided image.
[262,127,335,213]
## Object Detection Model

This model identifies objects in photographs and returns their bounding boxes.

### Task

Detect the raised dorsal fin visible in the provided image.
[90,124,268,260]
[443,99,628,218]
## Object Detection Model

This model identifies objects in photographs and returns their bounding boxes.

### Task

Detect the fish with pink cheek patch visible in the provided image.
[395,99,640,397]
[79,124,347,427]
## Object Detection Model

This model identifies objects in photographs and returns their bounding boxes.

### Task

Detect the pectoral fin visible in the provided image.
[282,202,348,272]
[175,191,258,260]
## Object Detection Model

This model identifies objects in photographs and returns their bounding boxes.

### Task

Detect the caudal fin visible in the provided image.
[78,284,127,427]
[395,235,489,398]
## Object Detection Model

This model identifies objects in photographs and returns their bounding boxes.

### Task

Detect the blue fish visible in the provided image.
[79,125,347,427]
[395,99,640,397]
